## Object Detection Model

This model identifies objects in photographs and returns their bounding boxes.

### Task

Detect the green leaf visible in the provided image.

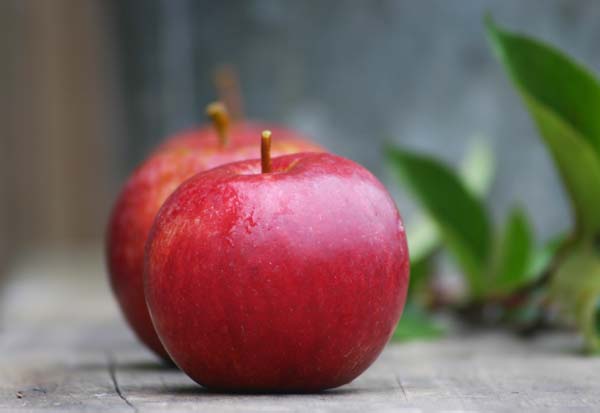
[406,139,494,265]
[406,215,439,266]
[490,207,532,295]
[459,137,495,199]
[386,146,492,297]
[392,307,444,341]
[407,232,436,301]
[526,234,565,281]
[404,139,495,300]
[485,15,600,155]
[595,299,600,343]
[525,96,600,239]
[486,16,600,239]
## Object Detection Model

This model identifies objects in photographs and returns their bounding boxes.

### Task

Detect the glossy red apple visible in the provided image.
[107,105,323,360]
[145,132,409,391]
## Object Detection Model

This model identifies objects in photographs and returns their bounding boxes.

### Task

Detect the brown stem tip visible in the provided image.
[206,101,230,147]
[214,65,244,121]
[261,130,272,174]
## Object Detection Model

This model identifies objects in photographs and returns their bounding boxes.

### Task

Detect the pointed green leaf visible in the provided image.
[486,16,600,238]
[404,139,495,301]
[490,207,532,295]
[406,139,495,265]
[386,146,491,296]
[526,234,565,281]
[407,215,439,266]
[524,95,600,238]
[460,137,495,199]
[486,15,600,155]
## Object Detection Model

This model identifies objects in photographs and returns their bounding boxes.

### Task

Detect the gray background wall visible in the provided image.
[114,0,600,243]
[4,0,600,273]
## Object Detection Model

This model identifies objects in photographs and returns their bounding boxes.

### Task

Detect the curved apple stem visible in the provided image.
[206,102,230,147]
[214,65,244,121]
[261,130,272,173]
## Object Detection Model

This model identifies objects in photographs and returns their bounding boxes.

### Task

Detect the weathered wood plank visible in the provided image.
[2,321,599,412]
[2,249,600,412]
[0,326,130,412]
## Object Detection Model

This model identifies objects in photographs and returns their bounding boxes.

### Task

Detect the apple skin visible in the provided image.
[106,122,322,360]
[145,152,410,391]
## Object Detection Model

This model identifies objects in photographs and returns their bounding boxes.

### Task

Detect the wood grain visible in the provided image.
[1,249,600,412]
[2,322,599,412]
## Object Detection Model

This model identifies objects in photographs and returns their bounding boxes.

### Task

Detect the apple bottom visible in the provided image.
[154,265,405,392]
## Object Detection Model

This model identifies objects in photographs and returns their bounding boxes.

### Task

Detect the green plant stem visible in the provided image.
[551,241,600,353]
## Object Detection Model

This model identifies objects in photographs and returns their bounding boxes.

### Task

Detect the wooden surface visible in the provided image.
[1,248,600,412]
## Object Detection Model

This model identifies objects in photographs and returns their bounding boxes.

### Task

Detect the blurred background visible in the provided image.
[2,0,600,315]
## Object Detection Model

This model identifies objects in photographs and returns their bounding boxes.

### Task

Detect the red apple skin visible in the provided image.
[106,122,322,360]
[145,153,409,391]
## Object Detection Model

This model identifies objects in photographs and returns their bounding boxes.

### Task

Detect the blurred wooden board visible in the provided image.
[1,248,600,412]
[2,322,600,412]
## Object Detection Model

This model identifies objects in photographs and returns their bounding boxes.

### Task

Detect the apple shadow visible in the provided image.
[115,360,178,371]
[76,359,177,372]
[148,383,382,397]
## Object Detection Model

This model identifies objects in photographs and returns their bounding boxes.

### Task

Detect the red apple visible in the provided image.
[106,105,323,360]
[145,132,409,391]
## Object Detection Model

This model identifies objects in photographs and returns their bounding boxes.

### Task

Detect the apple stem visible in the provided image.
[206,102,230,147]
[261,130,272,173]
[214,65,244,121]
